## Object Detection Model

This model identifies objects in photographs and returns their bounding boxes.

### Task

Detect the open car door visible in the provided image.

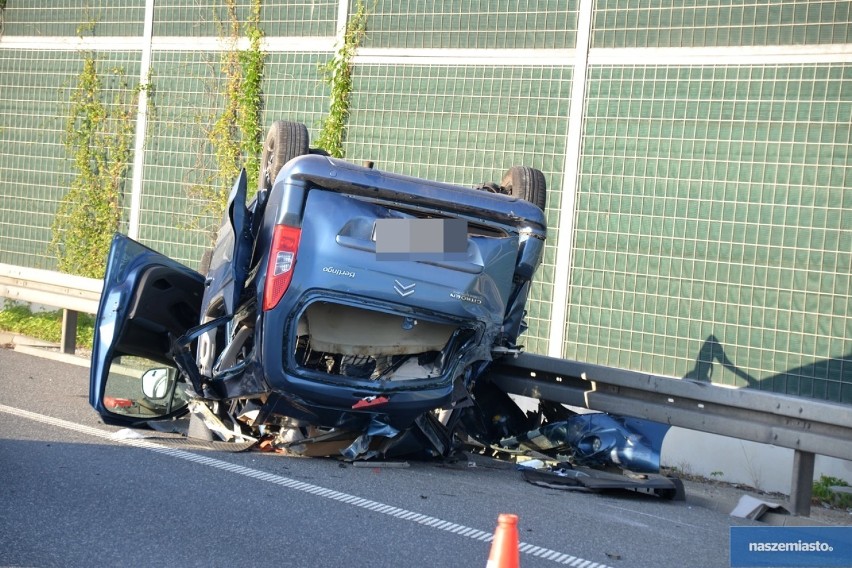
[199,169,253,317]
[90,233,204,426]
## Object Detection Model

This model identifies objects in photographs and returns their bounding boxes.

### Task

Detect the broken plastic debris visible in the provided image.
[730,495,790,520]
[188,400,256,444]
[351,461,410,468]
[273,427,307,454]
[111,428,147,440]
[522,463,685,500]
[516,459,546,470]
[352,395,390,409]
[342,433,372,460]
[366,418,399,438]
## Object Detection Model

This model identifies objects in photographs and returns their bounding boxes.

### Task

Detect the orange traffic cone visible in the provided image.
[486,513,520,568]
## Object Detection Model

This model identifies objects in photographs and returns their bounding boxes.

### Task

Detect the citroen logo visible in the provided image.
[394,279,416,297]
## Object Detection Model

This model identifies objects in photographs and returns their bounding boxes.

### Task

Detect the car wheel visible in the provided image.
[259,120,309,192]
[500,166,546,210]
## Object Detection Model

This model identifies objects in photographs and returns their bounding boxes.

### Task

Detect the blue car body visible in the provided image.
[90,154,547,453]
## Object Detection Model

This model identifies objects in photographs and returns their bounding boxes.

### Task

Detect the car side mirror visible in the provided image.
[102,355,189,420]
[141,367,171,399]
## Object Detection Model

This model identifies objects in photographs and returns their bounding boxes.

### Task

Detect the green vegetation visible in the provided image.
[0,304,94,350]
[195,0,265,221]
[315,0,369,158]
[812,475,852,509]
[49,19,141,279]
[239,2,264,191]
[49,54,137,278]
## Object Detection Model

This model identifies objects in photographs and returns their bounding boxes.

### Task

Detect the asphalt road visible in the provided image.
[0,347,751,568]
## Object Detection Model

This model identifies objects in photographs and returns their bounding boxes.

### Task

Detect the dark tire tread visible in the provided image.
[500,166,547,210]
[259,120,309,192]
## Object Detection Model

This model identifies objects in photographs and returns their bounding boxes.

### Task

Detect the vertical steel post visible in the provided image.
[60,309,78,355]
[548,0,594,358]
[790,450,815,516]
[336,0,350,42]
[127,0,156,240]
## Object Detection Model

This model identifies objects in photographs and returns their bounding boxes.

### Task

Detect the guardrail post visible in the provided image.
[60,309,78,355]
[789,450,815,516]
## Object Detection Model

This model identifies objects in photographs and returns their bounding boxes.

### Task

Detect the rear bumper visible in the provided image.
[255,372,455,431]
[258,291,481,429]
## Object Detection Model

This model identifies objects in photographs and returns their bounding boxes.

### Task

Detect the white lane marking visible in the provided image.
[0,404,611,567]
[599,502,704,530]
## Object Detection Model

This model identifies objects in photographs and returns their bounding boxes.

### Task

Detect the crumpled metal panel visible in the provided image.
[501,413,670,473]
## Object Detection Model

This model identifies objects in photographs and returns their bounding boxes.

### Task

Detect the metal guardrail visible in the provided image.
[489,352,852,516]
[0,263,102,354]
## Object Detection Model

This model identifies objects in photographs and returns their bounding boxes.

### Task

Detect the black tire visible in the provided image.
[500,166,547,210]
[656,477,687,501]
[259,121,309,192]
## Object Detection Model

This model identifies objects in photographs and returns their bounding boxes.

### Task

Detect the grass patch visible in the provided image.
[0,304,95,350]
[813,475,852,509]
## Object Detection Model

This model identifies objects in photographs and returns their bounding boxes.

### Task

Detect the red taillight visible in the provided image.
[263,224,301,311]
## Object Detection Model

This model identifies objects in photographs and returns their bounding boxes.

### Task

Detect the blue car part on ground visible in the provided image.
[500,413,670,474]
[505,413,681,499]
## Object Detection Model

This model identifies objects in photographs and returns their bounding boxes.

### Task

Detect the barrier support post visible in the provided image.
[61,309,78,355]
[790,450,815,516]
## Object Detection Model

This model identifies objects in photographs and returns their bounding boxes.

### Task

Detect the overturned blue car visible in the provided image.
[90,120,551,458]
[89,120,675,487]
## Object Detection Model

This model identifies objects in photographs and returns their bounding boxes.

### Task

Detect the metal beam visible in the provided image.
[0,265,103,355]
[0,264,101,314]
[490,353,852,461]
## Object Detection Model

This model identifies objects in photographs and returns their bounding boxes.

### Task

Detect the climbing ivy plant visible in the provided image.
[315,0,369,158]
[239,3,264,191]
[49,46,139,278]
[194,0,265,222]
